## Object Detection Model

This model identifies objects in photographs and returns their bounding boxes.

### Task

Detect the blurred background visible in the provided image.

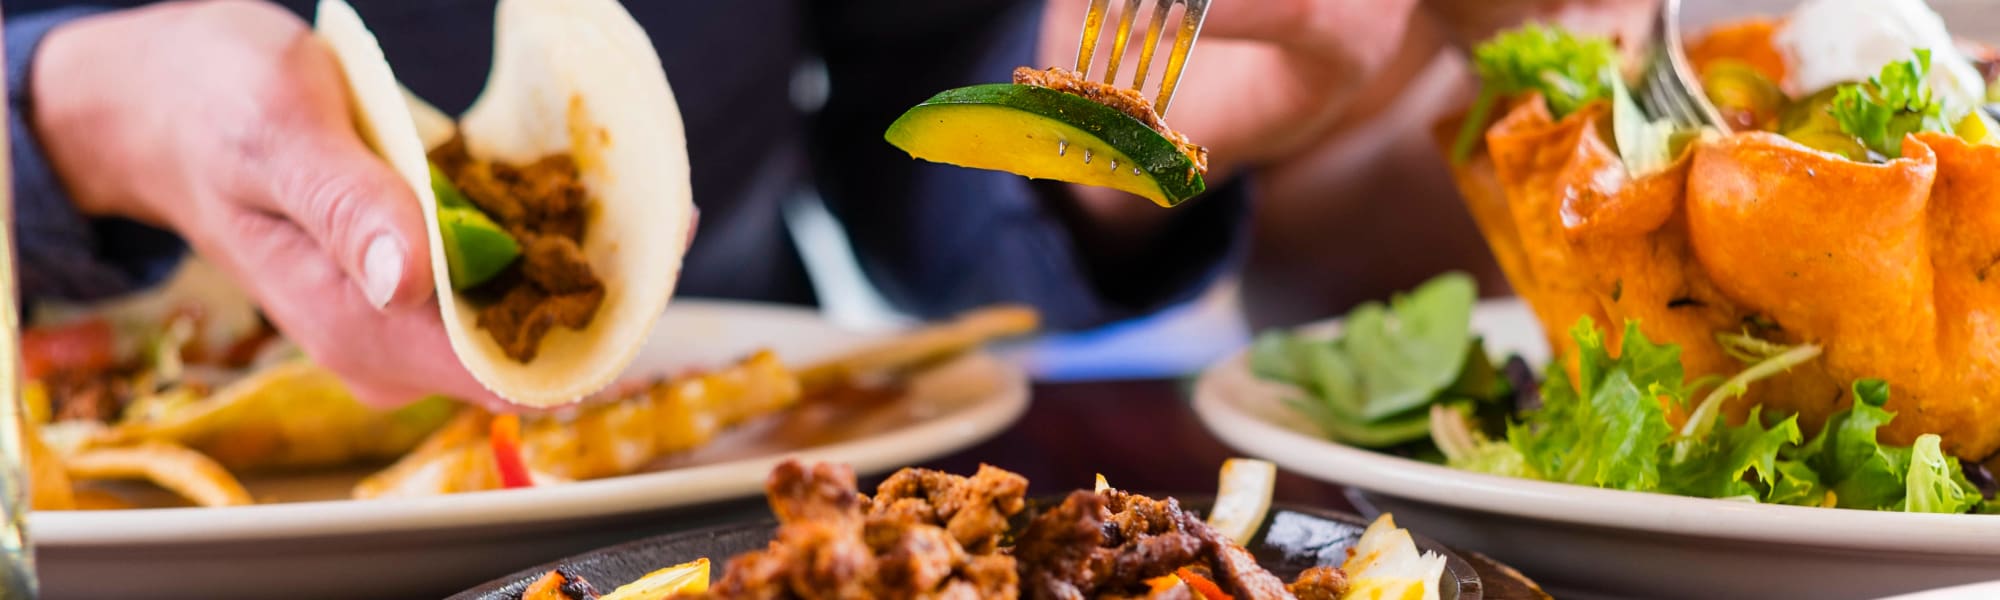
[787,0,1994,381]
[793,6,1512,381]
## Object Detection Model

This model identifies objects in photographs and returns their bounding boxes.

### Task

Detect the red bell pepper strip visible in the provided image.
[490,414,534,489]
[1177,567,1234,600]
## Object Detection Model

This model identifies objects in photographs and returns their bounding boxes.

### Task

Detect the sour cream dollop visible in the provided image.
[1774,0,1986,110]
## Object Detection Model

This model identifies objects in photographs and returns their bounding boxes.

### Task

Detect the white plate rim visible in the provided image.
[31,300,1030,547]
[1193,299,2000,556]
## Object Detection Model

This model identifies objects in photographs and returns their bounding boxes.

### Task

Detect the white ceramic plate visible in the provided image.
[1881,581,2000,600]
[1195,300,2000,600]
[31,300,1029,600]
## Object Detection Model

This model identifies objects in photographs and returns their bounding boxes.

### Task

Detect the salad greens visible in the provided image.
[1248,273,1509,448]
[1828,49,1955,158]
[1252,273,1994,514]
[1788,380,1981,512]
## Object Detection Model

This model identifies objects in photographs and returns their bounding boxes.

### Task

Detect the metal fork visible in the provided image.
[1632,0,1731,131]
[1070,0,1212,117]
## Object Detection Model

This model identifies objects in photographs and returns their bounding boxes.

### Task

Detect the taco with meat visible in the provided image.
[315,0,695,407]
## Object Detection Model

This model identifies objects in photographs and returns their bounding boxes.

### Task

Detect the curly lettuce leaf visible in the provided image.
[1452,24,1621,162]
[1791,379,1910,510]
[1434,404,1535,478]
[1421,312,1982,513]
[1766,459,1831,507]
[1664,408,1802,501]
[1904,434,1981,514]
[1451,435,1535,479]
[1830,49,1956,158]
[1473,24,1619,118]
[1509,319,1676,491]
[1507,320,1834,503]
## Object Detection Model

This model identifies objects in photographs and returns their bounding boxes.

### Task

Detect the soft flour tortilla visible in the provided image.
[316,0,694,407]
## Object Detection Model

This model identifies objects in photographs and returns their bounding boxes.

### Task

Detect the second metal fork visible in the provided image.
[1071,0,1212,118]
[1633,0,1730,131]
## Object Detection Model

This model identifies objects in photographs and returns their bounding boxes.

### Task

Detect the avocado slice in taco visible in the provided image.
[315,0,694,407]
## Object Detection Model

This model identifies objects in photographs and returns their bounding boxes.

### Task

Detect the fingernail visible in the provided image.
[362,233,404,309]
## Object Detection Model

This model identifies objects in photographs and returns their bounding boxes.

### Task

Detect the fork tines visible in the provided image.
[1634,0,1728,131]
[1072,0,1211,117]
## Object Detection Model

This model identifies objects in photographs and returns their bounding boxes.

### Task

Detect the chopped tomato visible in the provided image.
[1146,574,1186,594]
[490,414,534,489]
[22,319,116,380]
[1177,567,1233,600]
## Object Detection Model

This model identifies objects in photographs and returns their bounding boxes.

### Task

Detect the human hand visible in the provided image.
[1422,0,1659,52]
[1039,0,1423,183]
[29,0,505,408]
[1035,0,1423,247]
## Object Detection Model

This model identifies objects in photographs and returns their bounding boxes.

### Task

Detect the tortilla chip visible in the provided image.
[111,360,453,471]
[70,489,137,511]
[22,418,75,511]
[65,443,252,507]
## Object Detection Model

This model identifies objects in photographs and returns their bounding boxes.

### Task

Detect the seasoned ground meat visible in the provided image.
[42,368,131,423]
[1286,566,1348,600]
[430,136,604,362]
[688,461,1023,600]
[1012,67,1209,177]
[1017,490,1204,599]
[1017,488,1297,600]
[868,465,1029,554]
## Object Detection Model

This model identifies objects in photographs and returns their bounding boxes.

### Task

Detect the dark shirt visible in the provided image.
[6,0,1246,330]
